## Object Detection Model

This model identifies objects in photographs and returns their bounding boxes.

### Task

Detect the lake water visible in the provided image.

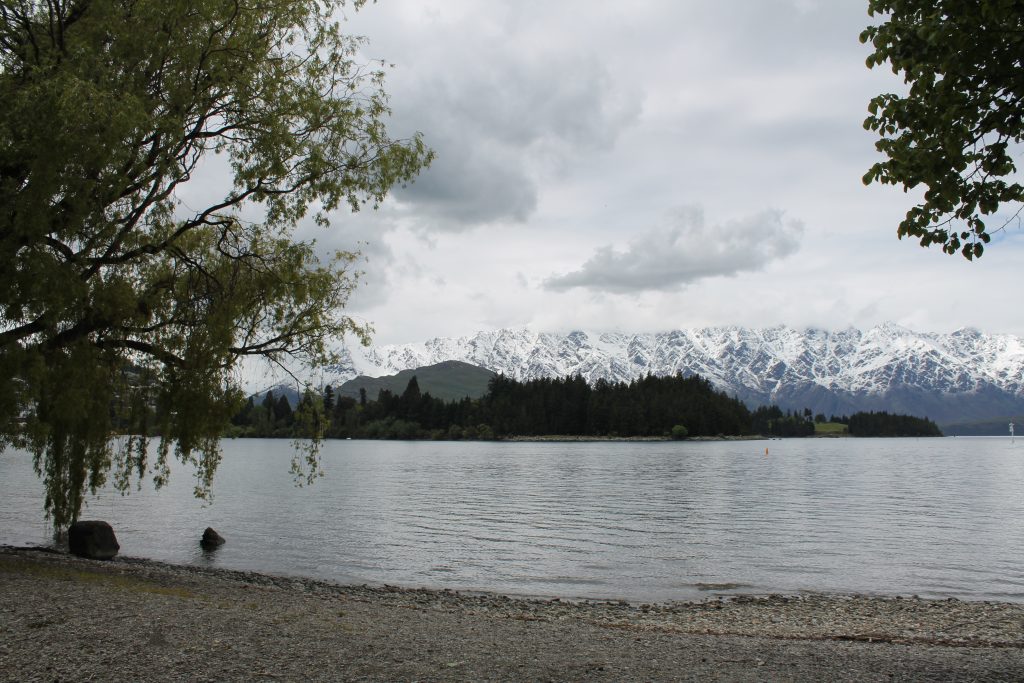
[2,437,1024,603]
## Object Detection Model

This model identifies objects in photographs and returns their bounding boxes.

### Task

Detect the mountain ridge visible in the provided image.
[330,324,1024,426]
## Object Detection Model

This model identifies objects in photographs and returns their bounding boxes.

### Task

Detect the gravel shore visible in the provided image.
[2,546,1023,681]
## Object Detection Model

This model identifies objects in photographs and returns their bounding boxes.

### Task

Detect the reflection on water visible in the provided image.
[2,437,1024,602]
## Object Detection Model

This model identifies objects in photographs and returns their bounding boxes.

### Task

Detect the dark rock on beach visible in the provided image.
[67,520,120,560]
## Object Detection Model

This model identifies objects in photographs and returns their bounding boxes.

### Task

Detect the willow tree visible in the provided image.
[861,1,1024,259]
[0,0,431,530]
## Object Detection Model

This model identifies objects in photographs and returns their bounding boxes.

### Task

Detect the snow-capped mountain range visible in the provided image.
[328,324,1024,425]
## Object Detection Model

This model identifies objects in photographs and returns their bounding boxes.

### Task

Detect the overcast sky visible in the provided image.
[291,0,1024,346]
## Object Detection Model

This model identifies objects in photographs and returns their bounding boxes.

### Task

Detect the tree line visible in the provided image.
[228,373,942,440]
[847,411,942,437]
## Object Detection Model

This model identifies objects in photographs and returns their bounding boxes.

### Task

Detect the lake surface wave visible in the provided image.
[2,437,1023,602]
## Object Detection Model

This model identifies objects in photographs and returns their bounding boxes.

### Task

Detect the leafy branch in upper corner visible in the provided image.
[0,0,432,530]
[861,0,1024,259]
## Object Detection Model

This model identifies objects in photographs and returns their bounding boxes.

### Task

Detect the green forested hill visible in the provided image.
[336,360,495,402]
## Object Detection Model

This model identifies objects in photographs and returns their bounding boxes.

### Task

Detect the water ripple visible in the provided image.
[3,437,1024,602]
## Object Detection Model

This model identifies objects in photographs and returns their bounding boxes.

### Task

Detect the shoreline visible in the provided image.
[502,434,767,442]
[3,547,1023,681]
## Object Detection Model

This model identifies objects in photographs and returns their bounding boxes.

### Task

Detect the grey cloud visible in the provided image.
[689,2,873,68]
[382,32,640,230]
[544,207,803,293]
[344,244,395,309]
[293,212,399,310]
[462,55,636,150]
[394,139,538,226]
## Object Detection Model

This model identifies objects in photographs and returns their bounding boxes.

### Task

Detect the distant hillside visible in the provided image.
[336,360,495,402]
[940,416,1023,436]
[250,384,302,408]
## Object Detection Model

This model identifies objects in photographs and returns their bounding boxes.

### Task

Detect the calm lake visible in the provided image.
[2,437,1024,603]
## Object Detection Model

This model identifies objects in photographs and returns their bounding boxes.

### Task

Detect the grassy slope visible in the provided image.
[814,422,849,435]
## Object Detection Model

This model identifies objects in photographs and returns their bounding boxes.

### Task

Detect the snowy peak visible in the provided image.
[337,324,1024,423]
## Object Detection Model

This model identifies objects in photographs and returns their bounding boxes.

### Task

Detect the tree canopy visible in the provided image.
[0,0,431,529]
[861,1,1024,259]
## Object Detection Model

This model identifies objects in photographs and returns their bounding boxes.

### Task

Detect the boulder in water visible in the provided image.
[200,527,225,549]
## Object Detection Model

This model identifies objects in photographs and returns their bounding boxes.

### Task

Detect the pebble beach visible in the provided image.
[2,546,1024,681]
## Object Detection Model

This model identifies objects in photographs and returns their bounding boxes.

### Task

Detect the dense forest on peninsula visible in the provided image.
[228,373,942,440]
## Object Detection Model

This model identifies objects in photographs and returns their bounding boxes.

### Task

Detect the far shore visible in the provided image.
[502,434,769,442]
[2,546,1023,681]
[501,432,864,442]
[221,431,910,443]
